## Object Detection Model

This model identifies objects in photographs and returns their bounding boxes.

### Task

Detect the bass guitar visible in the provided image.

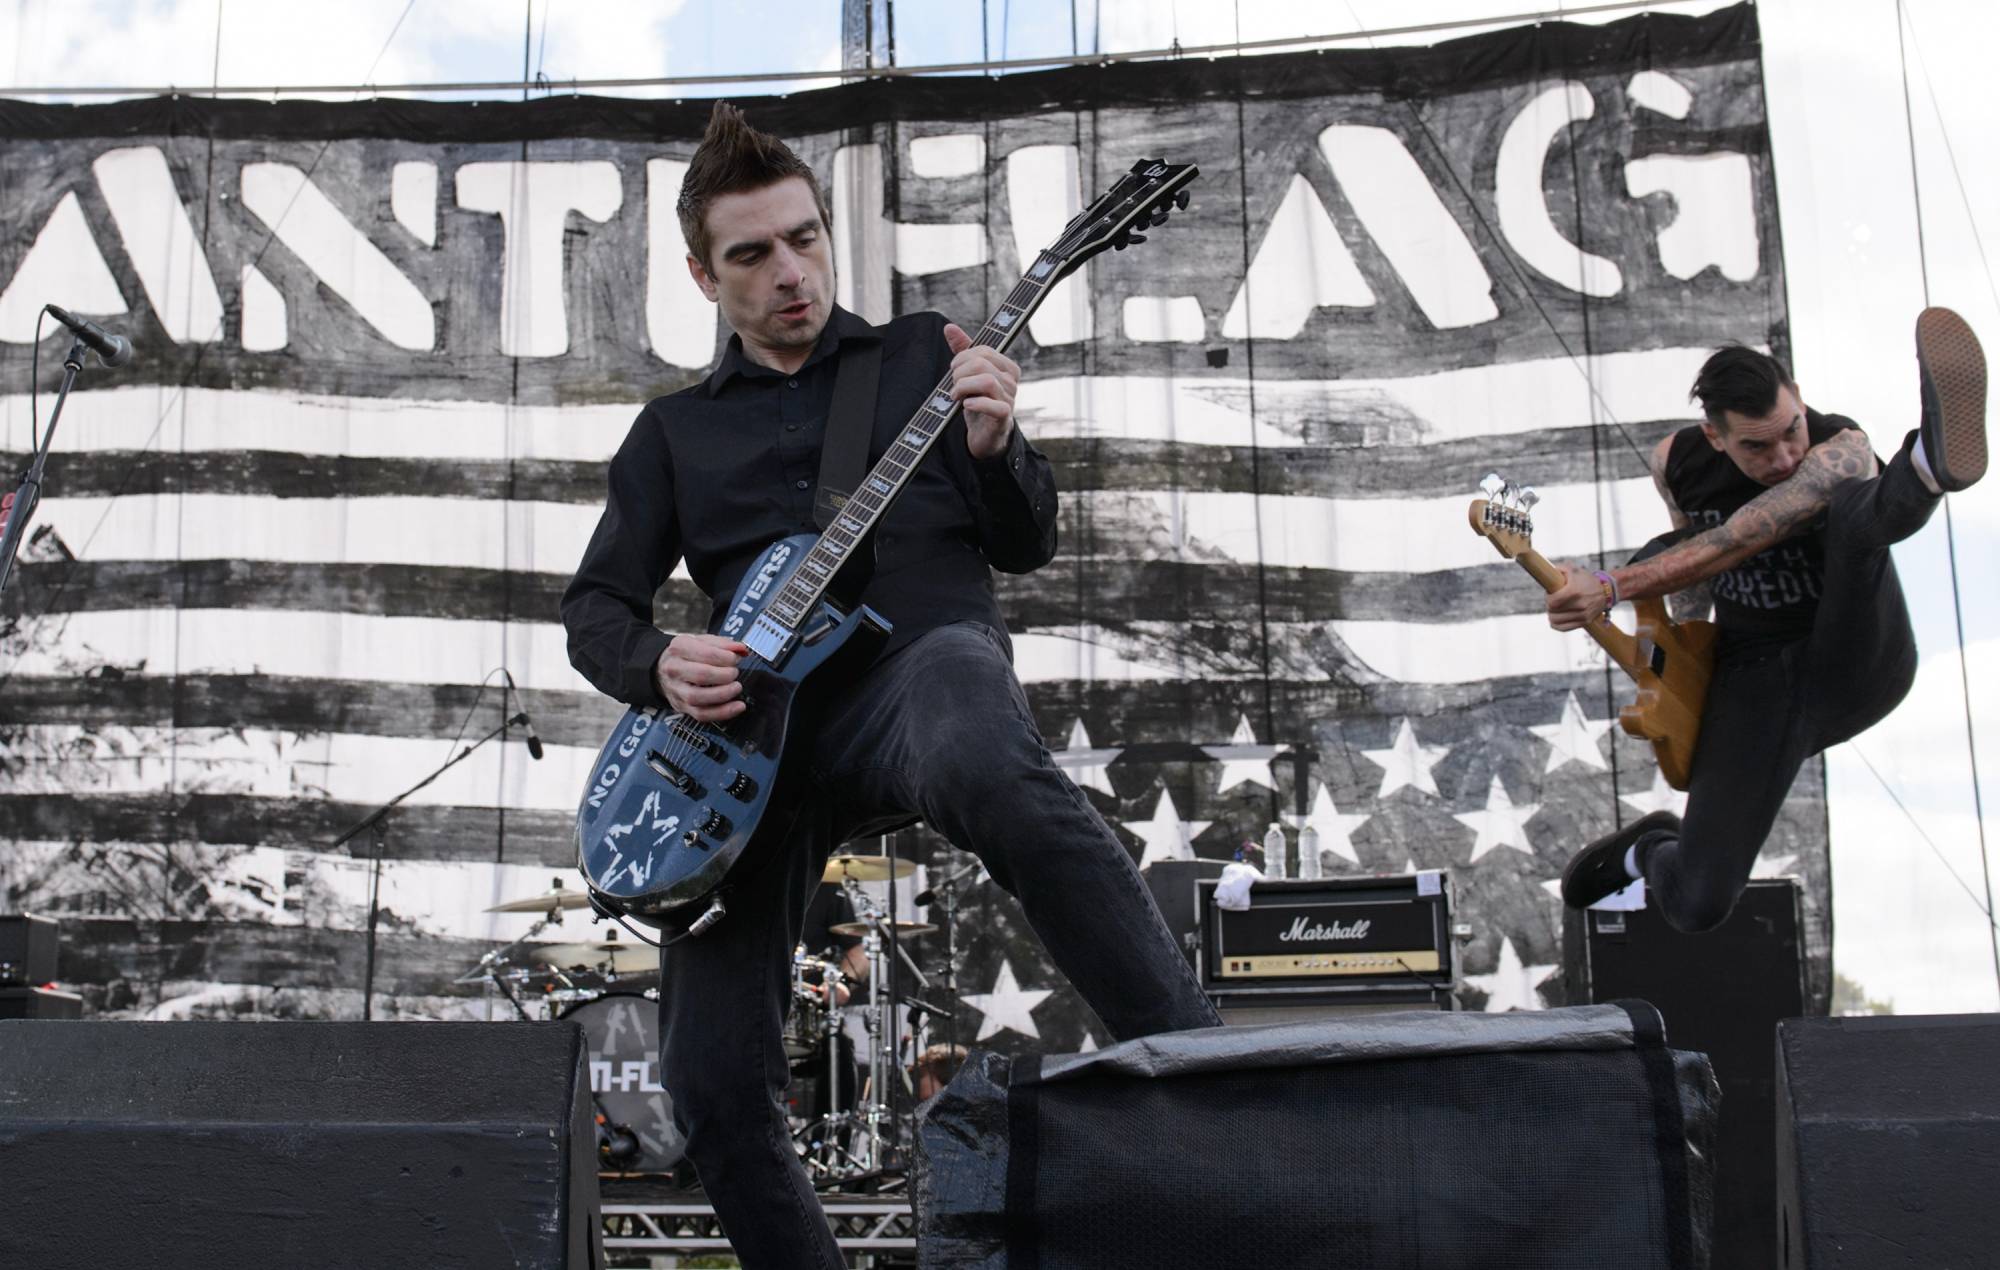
[577,158,1201,926]
[1466,473,1715,790]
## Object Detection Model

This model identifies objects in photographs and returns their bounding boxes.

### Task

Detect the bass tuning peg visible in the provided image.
[1517,487,1540,513]
[1479,472,1505,499]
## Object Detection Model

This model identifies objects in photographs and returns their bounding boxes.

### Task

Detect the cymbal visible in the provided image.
[828,919,938,939]
[485,885,592,913]
[821,853,916,882]
[530,940,656,975]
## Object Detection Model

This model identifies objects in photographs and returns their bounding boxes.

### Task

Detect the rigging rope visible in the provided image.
[1893,0,2000,993]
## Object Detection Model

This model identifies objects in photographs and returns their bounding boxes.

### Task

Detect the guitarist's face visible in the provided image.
[687,176,836,372]
[1704,384,1810,487]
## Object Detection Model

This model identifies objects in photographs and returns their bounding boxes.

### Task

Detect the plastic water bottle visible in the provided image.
[1298,824,1322,881]
[1262,822,1287,880]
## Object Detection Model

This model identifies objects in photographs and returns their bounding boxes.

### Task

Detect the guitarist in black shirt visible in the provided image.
[561,104,1217,1268]
[1549,313,1986,931]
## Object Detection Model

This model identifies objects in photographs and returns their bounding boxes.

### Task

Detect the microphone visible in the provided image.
[44,304,133,368]
[509,711,545,760]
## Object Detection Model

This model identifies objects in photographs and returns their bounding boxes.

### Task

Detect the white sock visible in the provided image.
[1622,844,1644,880]
[1911,434,1944,495]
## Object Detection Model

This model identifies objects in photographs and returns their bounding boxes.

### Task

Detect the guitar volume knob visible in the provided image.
[722,769,758,800]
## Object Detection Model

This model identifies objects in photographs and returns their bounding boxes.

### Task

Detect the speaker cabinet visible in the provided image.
[0,1021,603,1269]
[920,1004,1716,1268]
[1777,1014,2000,1268]
[1565,877,1804,1269]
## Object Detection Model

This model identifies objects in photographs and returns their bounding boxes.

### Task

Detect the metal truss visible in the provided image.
[603,1198,916,1258]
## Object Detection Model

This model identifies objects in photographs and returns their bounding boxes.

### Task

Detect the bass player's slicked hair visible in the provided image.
[675,101,833,270]
[1689,344,1796,432]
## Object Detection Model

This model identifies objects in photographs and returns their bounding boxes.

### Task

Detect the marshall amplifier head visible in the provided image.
[1198,874,1454,996]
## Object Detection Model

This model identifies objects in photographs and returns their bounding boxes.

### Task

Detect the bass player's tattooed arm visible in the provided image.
[1615,428,1877,603]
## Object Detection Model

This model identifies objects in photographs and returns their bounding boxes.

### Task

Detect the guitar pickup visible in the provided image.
[667,719,727,760]
[644,751,704,798]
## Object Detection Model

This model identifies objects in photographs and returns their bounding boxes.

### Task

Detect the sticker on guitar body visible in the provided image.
[720,543,794,638]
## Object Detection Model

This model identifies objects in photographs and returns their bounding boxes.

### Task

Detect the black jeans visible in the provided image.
[656,621,1220,1268]
[1641,437,1936,932]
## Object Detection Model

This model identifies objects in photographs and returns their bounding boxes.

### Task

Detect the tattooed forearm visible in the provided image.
[1616,430,1874,602]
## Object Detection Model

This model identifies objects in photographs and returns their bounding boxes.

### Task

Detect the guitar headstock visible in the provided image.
[1033,158,1199,282]
[1466,471,1541,560]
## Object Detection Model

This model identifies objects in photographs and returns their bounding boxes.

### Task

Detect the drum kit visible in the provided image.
[456,846,979,1190]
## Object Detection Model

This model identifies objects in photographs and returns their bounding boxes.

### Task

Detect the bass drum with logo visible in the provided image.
[560,992,685,1173]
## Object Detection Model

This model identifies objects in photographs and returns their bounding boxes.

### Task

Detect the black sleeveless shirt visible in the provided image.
[1663,407,1859,658]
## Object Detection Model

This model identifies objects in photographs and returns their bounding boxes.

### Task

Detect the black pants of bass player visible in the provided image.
[1638,435,1939,932]
[653,620,1220,1269]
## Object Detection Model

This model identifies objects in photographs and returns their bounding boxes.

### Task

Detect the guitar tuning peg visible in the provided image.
[1113,239,1127,251]
[1497,480,1517,507]
[1150,208,1171,227]
[1126,231,1148,245]
[1175,190,1191,210]
[1517,487,1540,513]
[1479,472,1505,498]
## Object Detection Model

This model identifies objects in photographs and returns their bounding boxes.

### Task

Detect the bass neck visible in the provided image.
[1511,546,1647,682]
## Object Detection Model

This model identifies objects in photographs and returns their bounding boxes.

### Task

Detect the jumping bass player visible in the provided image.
[1550,311,1987,930]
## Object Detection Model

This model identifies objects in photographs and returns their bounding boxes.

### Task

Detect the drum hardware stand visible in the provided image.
[475,952,643,1171]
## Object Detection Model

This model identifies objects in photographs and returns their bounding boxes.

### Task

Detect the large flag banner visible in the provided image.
[0,4,1824,1040]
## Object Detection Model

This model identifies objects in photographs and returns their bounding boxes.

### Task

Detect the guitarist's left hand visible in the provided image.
[943,323,1020,460]
[1547,564,1614,632]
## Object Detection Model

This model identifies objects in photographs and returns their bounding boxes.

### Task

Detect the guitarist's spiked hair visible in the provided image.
[675,102,834,271]
[1690,344,1796,431]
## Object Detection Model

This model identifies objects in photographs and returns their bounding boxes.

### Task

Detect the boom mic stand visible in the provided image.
[328,711,534,1020]
[0,332,93,597]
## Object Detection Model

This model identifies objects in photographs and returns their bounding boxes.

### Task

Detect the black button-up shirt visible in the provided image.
[561,306,1058,708]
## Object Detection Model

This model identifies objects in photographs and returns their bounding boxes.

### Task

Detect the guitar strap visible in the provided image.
[813,331,885,531]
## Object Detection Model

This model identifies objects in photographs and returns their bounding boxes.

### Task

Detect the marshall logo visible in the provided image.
[1277,915,1372,943]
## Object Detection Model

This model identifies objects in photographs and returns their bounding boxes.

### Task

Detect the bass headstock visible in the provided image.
[1466,471,1540,560]
[1031,158,1199,282]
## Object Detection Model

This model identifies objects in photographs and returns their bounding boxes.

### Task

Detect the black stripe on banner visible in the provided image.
[0,422,1672,505]
[1,557,1583,628]
[0,793,573,865]
[0,657,1616,756]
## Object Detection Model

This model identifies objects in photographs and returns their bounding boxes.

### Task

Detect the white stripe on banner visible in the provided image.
[5,722,596,811]
[1076,478,1662,573]
[0,840,614,946]
[0,387,642,463]
[1018,347,1717,447]
[32,478,1660,578]
[2,345,1720,460]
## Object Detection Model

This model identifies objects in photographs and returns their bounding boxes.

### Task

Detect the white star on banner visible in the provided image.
[1453,774,1541,863]
[1283,783,1369,866]
[1529,691,1614,774]
[962,958,1054,1041]
[1463,936,1559,1013]
[1540,877,1564,899]
[1051,718,1121,797]
[1122,787,1211,870]
[1203,714,1290,794]
[1361,718,1449,799]
[1619,768,1689,819]
[1076,1031,1099,1054]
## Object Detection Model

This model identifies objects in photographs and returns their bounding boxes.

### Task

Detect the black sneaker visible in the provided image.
[1560,811,1681,910]
[1916,307,1987,492]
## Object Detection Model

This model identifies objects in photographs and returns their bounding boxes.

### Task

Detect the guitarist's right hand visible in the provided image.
[655,634,751,722]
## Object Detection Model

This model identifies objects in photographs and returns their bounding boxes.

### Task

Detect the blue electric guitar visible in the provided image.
[577,157,1200,926]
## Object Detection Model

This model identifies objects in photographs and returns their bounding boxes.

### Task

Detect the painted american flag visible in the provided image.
[0,5,1828,1047]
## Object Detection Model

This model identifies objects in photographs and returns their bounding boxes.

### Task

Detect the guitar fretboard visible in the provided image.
[759,255,1063,633]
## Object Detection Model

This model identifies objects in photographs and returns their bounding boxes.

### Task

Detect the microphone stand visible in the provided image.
[0,334,90,596]
[330,711,530,1020]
